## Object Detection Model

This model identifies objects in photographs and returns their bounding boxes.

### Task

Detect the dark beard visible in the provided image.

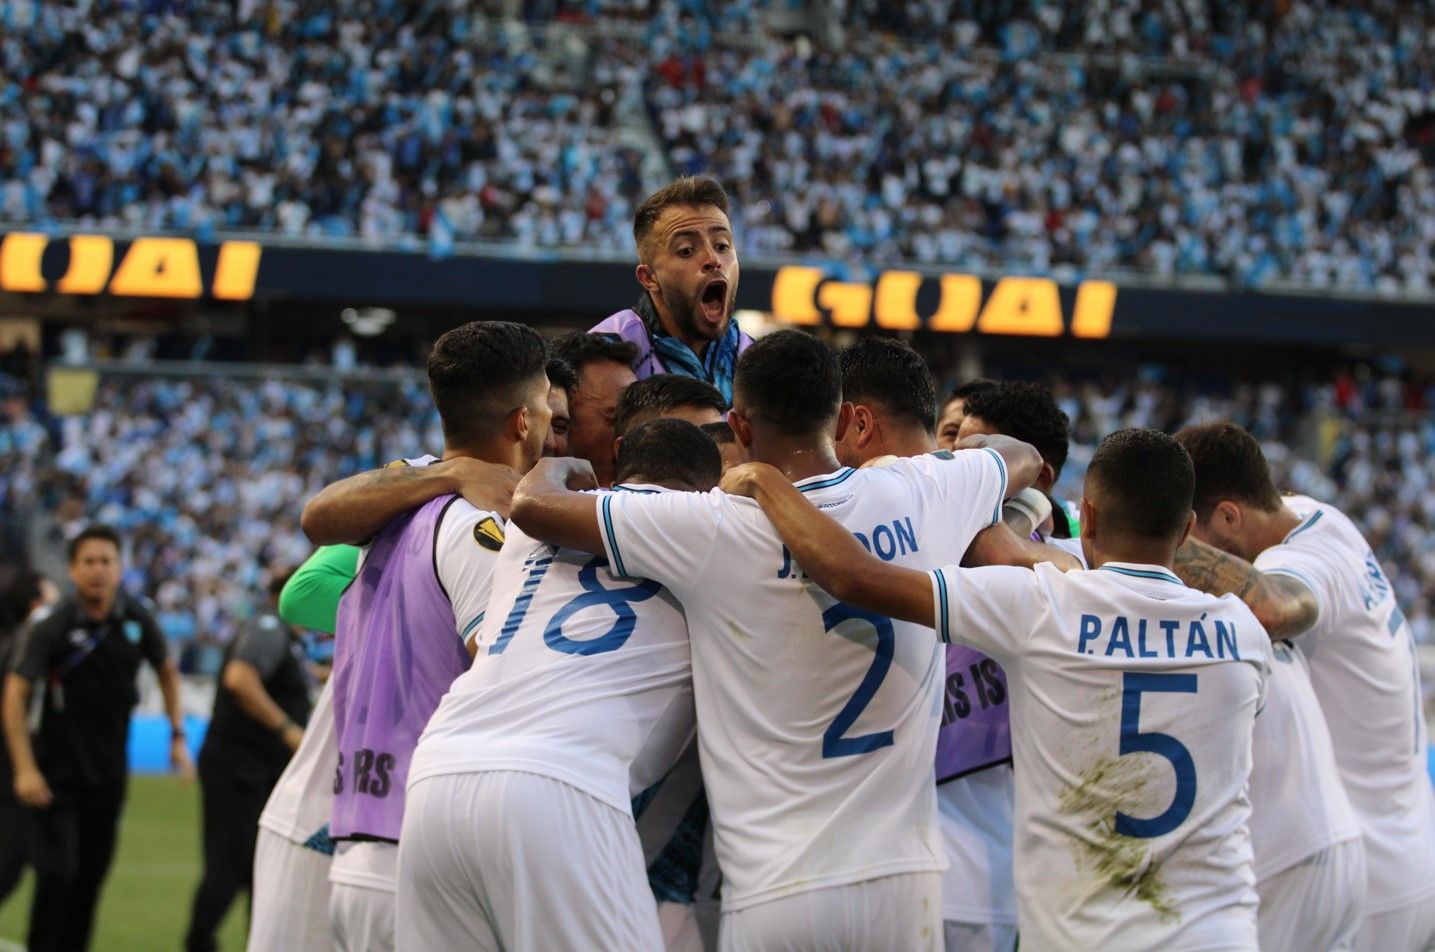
[656,280,735,343]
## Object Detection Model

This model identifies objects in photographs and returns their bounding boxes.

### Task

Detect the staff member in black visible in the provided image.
[184,571,311,952]
[2,525,193,952]
[0,571,59,905]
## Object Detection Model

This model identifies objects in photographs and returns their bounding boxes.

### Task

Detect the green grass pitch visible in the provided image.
[0,775,249,951]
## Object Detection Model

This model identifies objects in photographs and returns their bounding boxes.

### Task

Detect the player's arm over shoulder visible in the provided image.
[721,463,935,626]
[1174,537,1320,639]
[510,457,605,555]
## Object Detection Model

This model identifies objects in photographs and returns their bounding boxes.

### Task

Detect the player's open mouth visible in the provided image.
[700,280,728,324]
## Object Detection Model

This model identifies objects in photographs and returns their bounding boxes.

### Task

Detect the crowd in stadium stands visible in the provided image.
[0,347,1431,668]
[2,1,1432,289]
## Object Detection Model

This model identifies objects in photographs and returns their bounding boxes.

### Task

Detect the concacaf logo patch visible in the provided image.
[473,516,506,551]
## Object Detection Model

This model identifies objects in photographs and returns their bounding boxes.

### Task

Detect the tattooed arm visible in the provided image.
[1173,538,1320,639]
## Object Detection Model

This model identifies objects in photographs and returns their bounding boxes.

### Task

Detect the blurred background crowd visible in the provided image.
[2,0,1432,289]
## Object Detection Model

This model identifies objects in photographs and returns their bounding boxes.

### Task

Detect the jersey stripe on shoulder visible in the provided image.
[601,494,628,577]
[1283,509,1324,542]
[979,446,1008,525]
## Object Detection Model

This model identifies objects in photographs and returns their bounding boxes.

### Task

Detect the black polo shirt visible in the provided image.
[9,593,168,789]
[201,610,312,783]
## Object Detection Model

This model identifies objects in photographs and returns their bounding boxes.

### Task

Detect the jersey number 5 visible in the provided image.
[821,602,896,759]
[1116,672,1198,839]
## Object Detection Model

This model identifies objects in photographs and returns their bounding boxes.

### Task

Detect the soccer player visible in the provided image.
[959,382,1079,539]
[723,428,1274,951]
[613,374,726,439]
[836,339,1074,952]
[508,330,1042,950]
[591,176,753,402]
[936,378,996,450]
[1172,422,1435,952]
[327,321,552,952]
[544,356,578,458]
[552,331,640,488]
[248,544,356,952]
[398,418,722,951]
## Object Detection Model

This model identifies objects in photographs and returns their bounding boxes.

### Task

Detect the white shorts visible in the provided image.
[1257,838,1366,952]
[330,840,397,952]
[944,920,1017,952]
[1356,889,1435,952]
[396,771,664,952]
[719,871,942,952]
[247,827,333,952]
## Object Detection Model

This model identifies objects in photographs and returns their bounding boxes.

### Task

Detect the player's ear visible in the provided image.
[728,409,753,449]
[1037,460,1055,491]
[636,262,658,294]
[833,402,855,443]
[1214,500,1242,531]
[512,405,530,444]
[1079,496,1096,540]
[612,435,624,462]
[1177,510,1196,548]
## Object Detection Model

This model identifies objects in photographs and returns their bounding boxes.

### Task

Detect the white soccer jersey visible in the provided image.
[410,486,694,815]
[1248,638,1361,881]
[1254,495,1435,913]
[930,561,1273,952]
[260,677,338,844]
[598,449,1008,911]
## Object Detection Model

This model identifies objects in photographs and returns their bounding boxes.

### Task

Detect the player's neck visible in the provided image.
[79,591,116,621]
[867,426,935,461]
[1249,504,1304,556]
[754,438,844,484]
[653,300,710,357]
[442,441,521,471]
[1088,539,1178,572]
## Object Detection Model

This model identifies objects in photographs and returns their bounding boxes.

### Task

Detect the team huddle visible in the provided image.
[244,179,1434,952]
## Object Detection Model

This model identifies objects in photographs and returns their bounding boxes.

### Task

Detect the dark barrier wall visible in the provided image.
[2,231,1432,346]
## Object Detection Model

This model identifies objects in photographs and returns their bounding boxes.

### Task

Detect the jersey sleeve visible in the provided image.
[930,564,1042,665]
[232,617,290,681]
[8,613,61,682]
[135,604,169,668]
[435,500,504,643]
[909,448,1010,541]
[598,490,722,592]
[278,545,360,635]
[1253,541,1332,629]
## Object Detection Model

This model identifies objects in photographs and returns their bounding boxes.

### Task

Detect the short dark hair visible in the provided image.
[615,418,722,490]
[701,420,735,445]
[1174,421,1282,519]
[839,337,938,434]
[733,330,842,437]
[67,525,121,563]
[613,374,727,438]
[428,321,550,448]
[962,382,1071,478]
[1,571,46,630]
[946,378,997,408]
[633,176,730,259]
[546,357,579,398]
[1086,428,1195,542]
[550,331,639,378]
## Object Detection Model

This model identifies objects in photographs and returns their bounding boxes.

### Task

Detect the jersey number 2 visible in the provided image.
[1116,672,1198,839]
[821,602,896,758]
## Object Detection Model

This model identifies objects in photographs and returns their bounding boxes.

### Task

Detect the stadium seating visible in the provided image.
[3,1,1431,288]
